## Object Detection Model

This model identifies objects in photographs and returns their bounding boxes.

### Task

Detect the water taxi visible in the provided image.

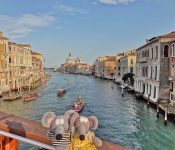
[57,89,66,96]
[23,93,38,101]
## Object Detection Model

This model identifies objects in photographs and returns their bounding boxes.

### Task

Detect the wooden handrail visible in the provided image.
[0,112,130,150]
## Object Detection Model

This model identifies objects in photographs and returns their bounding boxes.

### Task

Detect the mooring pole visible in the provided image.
[164,106,168,126]
[122,80,124,97]
[157,102,159,118]
[147,94,150,108]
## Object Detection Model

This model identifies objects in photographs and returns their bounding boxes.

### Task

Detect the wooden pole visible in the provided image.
[147,100,150,108]
[157,102,159,118]
[164,106,168,126]
[122,81,124,97]
[147,94,150,108]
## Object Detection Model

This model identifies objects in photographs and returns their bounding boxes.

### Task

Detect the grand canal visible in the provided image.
[0,70,175,150]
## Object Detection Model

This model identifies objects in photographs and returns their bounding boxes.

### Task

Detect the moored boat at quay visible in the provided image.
[3,94,22,101]
[23,93,39,101]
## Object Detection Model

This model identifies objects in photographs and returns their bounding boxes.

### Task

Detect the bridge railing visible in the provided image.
[0,112,130,150]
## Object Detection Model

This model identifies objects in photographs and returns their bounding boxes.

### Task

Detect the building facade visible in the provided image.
[115,50,136,83]
[94,56,111,78]
[0,32,9,94]
[134,31,175,102]
[167,40,175,104]
[31,51,45,88]
[115,53,125,77]
[8,43,33,91]
[102,56,116,79]
[0,32,45,94]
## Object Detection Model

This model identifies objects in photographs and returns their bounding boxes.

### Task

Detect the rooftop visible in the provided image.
[32,51,42,56]
[137,31,175,50]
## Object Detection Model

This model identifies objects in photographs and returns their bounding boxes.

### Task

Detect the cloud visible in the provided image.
[0,14,55,38]
[96,0,136,5]
[55,4,87,15]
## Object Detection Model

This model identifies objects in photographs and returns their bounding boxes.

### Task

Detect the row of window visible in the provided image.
[119,67,133,74]
[145,84,157,99]
[136,65,158,80]
[137,44,175,60]
[9,46,31,55]
[137,46,158,59]
[135,81,157,99]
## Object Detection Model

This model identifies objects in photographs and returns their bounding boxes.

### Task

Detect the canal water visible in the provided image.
[0,70,175,150]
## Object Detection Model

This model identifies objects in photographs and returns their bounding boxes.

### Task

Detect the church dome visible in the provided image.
[66,53,75,64]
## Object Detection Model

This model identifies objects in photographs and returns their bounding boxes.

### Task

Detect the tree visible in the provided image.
[122,73,134,86]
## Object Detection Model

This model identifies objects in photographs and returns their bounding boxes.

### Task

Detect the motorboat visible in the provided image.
[57,89,66,97]
[23,93,38,101]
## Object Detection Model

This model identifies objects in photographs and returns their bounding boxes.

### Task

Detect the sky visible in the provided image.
[0,0,175,67]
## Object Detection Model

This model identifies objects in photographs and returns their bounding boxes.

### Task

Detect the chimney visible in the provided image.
[146,39,150,44]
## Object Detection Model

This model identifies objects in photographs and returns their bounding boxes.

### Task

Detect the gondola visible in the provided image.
[57,89,66,97]
[72,97,84,113]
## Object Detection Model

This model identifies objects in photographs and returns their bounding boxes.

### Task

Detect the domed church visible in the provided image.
[66,53,75,64]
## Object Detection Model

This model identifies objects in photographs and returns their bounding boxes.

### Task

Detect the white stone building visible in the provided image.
[134,31,175,102]
[94,56,109,78]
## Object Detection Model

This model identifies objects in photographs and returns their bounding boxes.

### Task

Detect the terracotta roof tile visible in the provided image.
[160,31,175,38]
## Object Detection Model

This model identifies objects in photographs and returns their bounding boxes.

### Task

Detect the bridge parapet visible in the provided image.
[0,112,130,150]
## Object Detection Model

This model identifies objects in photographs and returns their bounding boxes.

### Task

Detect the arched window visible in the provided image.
[156,46,158,59]
[147,50,149,57]
[150,85,152,95]
[164,45,169,57]
[170,46,172,56]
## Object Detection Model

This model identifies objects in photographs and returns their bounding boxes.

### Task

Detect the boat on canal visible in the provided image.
[3,94,22,101]
[57,89,66,96]
[72,97,84,113]
[23,93,39,101]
